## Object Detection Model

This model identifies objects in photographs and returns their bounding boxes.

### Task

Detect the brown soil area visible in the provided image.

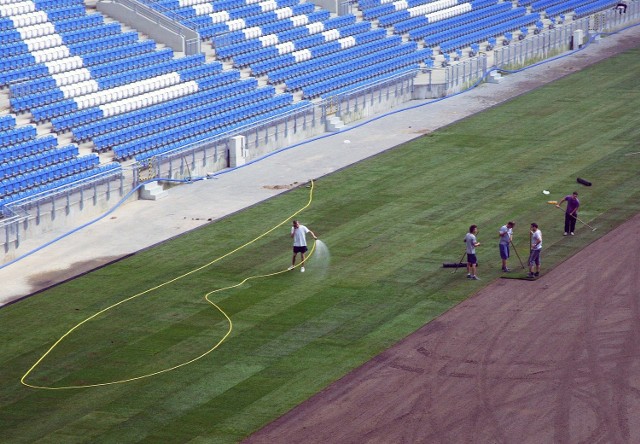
[246,214,640,443]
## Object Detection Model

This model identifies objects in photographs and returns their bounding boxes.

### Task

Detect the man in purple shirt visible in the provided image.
[557,191,580,235]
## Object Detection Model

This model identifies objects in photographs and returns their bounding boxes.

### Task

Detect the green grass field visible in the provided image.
[2,47,640,443]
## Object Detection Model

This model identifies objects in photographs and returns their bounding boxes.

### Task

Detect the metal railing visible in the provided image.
[494,5,640,70]
[325,71,416,124]
[1,168,128,253]
[494,18,590,69]
[443,55,488,94]
[148,103,319,180]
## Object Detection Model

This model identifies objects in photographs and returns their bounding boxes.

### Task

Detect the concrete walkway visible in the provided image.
[2,26,640,306]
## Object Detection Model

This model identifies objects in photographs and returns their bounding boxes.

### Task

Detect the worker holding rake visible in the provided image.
[527,223,542,279]
[557,191,580,236]
[498,221,515,272]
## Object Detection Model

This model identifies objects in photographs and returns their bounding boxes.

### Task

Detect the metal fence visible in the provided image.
[494,5,640,69]
[1,168,129,254]
[326,71,416,125]
[494,18,590,69]
[151,72,417,182]
[443,55,488,94]
[594,1,640,32]
[148,103,320,180]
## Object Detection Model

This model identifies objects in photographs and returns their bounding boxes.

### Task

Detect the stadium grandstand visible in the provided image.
[1,0,638,259]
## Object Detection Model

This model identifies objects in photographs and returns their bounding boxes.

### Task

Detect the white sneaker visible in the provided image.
[563,232,568,236]
[288,266,294,271]
[301,267,305,273]
[570,232,574,235]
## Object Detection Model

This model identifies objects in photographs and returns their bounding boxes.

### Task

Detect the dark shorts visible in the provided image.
[528,249,541,266]
[467,253,477,265]
[293,246,308,254]
[499,243,510,260]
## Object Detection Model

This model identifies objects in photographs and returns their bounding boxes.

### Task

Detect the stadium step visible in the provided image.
[139,181,168,200]
[326,115,345,132]
[487,70,503,84]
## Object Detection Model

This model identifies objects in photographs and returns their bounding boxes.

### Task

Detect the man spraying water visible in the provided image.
[289,220,318,273]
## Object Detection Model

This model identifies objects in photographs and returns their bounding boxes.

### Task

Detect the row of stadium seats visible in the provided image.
[31,72,181,122]
[113,94,295,160]
[171,0,300,21]
[0,125,37,148]
[11,53,206,112]
[142,0,316,39]
[0,145,79,181]
[380,0,499,30]
[286,41,419,91]
[234,21,371,66]
[440,12,541,53]
[379,3,474,29]
[362,0,437,20]
[402,2,511,39]
[0,5,86,31]
[11,48,174,96]
[301,49,432,98]
[0,135,58,163]
[217,10,330,46]
[575,0,620,18]
[0,0,81,17]
[424,7,529,47]
[71,77,257,142]
[134,101,311,163]
[200,3,318,38]
[251,28,387,75]
[0,22,122,58]
[93,86,278,152]
[0,115,16,132]
[29,63,226,123]
[0,154,99,198]
[215,14,356,59]
[0,39,156,87]
[0,163,122,210]
[0,13,104,45]
[55,70,241,135]
[326,65,415,98]
[1,30,139,70]
[268,35,402,84]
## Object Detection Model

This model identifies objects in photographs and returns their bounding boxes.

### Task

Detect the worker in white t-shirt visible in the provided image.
[289,220,317,273]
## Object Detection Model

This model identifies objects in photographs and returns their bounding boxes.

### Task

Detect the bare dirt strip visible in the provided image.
[246,213,640,443]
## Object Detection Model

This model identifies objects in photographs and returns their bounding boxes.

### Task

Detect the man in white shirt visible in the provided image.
[290,220,317,273]
[498,221,515,272]
[527,223,542,278]
[464,224,481,280]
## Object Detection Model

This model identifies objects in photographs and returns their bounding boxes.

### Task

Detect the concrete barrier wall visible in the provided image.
[1,173,131,261]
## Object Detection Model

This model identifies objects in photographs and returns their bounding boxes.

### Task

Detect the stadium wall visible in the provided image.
[1,169,130,260]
